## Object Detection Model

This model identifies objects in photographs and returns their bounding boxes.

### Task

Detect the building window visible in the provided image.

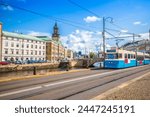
[16,43,19,47]
[35,51,37,55]
[15,57,18,61]
[5,49,8,54]
[26,50,29,55]
[22,50,24,55]
[31,44,33,48]
[21,57,24,61]
[11,49,14,54]
[31,51,33,55]
[4,57,8,61]
[22,44,24,48]
[35,45,37,49]
[27,44,29,48]
[5,41,8,47]
[11,42,14,47]
[16,50,19,54]
[39,46,41,49]
[39,51,41,55]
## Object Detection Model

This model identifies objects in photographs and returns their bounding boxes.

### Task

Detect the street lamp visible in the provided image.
[102,17,113,68]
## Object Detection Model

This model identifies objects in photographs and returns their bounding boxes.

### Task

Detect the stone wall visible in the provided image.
[0,63,59,73]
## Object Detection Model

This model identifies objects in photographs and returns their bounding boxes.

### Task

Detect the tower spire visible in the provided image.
[52,22,59,41]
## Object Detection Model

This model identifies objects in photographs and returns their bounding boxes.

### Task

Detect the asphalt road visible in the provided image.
[0,65,149,100]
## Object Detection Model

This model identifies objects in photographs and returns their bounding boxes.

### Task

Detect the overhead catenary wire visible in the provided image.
[67,1,141,39]
[1,1,145,42]
[0,2,99,32]
[68,0,149,50]
[67,0,130,33]
[67,0,100,18]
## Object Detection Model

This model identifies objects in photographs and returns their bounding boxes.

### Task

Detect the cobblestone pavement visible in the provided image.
[103,73,150,100]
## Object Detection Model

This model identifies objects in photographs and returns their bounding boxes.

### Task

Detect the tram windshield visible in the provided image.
[106,53,118,59]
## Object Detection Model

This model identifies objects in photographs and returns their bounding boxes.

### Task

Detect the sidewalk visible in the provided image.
[102,72,150,100]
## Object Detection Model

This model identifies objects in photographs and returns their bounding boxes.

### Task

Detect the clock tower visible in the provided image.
[52,22,59,41]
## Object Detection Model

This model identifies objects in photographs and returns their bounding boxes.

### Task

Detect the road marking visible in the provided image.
[44,65,150,87]
[0,65,149,98]
[44,70,116,87]
[0,86,42,98]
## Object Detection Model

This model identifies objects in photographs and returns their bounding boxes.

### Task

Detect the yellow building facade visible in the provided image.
[46,23,66,62]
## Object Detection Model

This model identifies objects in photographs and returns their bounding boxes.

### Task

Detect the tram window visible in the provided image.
[128,54,131,59]
[125,54,127,58]
[106,54,118,59]
[118,53,122,59]
[145,55,150,59]
[137,55,144,61]
[116,54,118,59]
[131,54,133,59]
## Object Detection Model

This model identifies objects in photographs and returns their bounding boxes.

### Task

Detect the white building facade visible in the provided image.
[0,23,46,62]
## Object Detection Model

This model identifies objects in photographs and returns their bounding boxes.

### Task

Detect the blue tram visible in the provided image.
[105,48,150,68]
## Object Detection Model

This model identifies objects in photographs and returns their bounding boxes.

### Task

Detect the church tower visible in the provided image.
[52,22,59,41]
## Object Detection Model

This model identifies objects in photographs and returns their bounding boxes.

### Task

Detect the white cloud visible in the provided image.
[121,30,128,33]
[28,31,50,36]
[133,21,147,26]
[84,16,101,23]
[140,33,149,39]
[133,21,141,25]
[61,29,111,54]
[1,5,14,11]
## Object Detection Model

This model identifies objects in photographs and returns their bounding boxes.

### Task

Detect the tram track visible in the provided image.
[0,65,148,94]
[10,65,150,100]
[0,69,111,92]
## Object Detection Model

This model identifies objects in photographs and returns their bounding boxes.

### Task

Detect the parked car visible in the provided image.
[14,60,22,64]
[0,61,10,65]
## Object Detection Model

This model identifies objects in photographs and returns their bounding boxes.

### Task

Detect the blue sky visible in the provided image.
[0,0,150,53]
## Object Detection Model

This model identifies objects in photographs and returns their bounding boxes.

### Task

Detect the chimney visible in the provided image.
[0,22,2,61]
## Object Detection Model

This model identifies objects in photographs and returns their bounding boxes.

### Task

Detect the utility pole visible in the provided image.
[102,17,113,68]
[102,17,106,68]
[84,47,87,58]
[133,34,137,66]
[144,39,147,65]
